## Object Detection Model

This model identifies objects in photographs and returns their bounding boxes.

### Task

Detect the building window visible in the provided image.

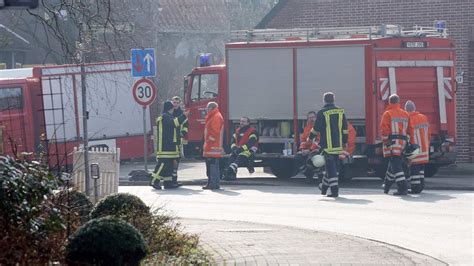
[190,74,219,102]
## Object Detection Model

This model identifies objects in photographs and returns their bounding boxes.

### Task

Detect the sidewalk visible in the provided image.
[181,218,446,265]
[438,163,474,176]
[119,161,474,190]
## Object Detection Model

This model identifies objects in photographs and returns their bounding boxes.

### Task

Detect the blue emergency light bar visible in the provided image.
[435,20,446,33]
[199,53,212,67]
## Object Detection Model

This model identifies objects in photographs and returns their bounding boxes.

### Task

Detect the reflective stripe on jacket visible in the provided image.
[380,103,412,157]
[309,104,348,155]
[231,126,258,157]
[172,107,189,145]
[408,111,431,164]
[156,113,186,159]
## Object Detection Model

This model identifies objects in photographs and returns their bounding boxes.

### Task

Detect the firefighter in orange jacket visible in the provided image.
[405,100,430,193]
[202,101,224,190]
[380,94,413,195]
[225,116,258,180]
[295,111,320,178]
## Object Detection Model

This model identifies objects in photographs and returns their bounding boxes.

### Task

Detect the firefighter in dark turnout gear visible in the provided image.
[171,96,189,187]
[151,101,187,189]
[224,117,258,180]
[308,92,348,197]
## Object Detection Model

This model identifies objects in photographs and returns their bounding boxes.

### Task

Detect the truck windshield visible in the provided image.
[0,87,23,111]
[191,74,218,102]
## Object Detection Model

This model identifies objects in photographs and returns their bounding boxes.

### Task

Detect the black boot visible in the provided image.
[247,166,255,174]
[383,179,394,194]
[327,186,339,198]
[171,176,182,187]
[319,183,329,195]
[394,180,408,195]
[223,167,237,180]
[151,179,161,190]
[410,179,424,194]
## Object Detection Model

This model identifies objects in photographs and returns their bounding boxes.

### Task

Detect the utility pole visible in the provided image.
[78,20,91,196]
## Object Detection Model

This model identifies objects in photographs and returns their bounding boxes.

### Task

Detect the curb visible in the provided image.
[119,179,474,191]
[119,179,279,187]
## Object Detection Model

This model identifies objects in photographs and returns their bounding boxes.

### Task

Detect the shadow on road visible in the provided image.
[152,187,204,196]
[213,189,241,196]
[397,192,456,203]
[318,196,373,205]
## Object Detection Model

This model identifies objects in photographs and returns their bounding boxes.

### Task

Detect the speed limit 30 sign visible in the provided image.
[132,78,157,106]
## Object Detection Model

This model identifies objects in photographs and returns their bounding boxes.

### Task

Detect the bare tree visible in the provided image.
[22,0,138,63]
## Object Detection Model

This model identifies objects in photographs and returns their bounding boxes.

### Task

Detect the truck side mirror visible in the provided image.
[183,76,189,93]
[183,76,190,103]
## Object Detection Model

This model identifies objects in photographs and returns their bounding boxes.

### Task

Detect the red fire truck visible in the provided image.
[183,25,457,179]
[0,61,152,169]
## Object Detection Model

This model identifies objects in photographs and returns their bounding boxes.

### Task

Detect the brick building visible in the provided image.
[257,0,474,163]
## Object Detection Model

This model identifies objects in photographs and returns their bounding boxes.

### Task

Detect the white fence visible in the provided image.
[72,147,120,202]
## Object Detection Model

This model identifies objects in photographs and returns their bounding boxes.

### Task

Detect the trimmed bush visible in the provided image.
[89,193,211,263]
[54,189,93,224]
[90,193,150,220]
[66,216,147,265]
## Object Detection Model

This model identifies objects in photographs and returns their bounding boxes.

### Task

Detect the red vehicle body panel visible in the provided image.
[0,61,153,168]
[185,37,456,153]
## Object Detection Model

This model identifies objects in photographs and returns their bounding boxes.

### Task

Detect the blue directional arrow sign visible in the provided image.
[131,48,156,77]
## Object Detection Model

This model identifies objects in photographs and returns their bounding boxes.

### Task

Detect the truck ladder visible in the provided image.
[40,76,70,174]
[231,24,448,42]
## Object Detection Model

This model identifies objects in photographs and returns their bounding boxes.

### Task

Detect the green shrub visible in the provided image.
[54,189,93,224]
[0,156,75,264]
[90,193,211,263]
[90,193,150,220]
[65,216,147,265]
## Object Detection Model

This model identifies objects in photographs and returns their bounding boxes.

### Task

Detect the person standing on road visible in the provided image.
[224,116,258,180]
[405,100,430,193]
[295,111,320,178]
[203,102,224,190]
[171,96,189,187]
[380,94,413,195]
[151,101,188,190]
[308,92,348,197]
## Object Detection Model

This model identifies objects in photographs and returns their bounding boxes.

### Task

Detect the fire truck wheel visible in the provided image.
[338,165,353,182]
[270,159,296,179]
[424,164,439,177]
[375,161,389,180]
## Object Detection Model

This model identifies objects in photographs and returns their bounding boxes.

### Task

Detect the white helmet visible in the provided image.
[311,154,326,168]
[404,144,420,160]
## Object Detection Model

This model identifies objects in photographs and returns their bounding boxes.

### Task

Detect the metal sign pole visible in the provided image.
[143,106,148,171]
[93,178,98,203]
[80,62,91,196]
